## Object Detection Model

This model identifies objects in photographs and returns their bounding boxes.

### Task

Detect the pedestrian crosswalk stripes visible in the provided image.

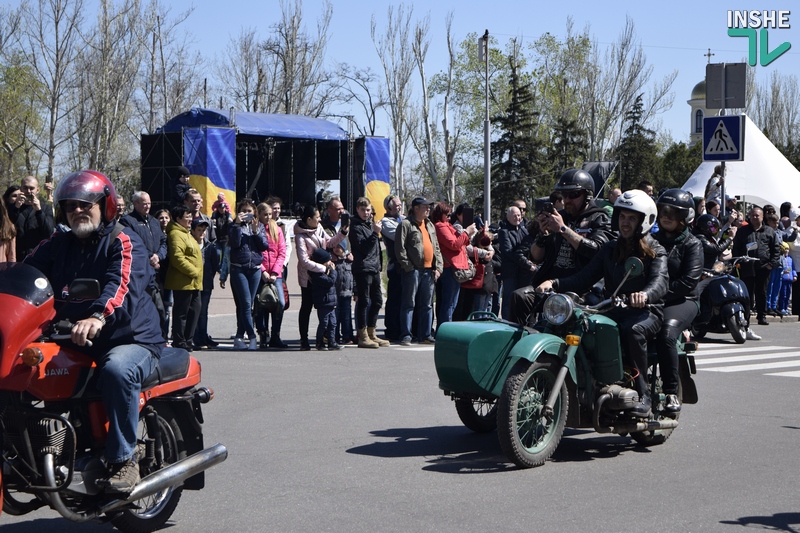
[693,344,800,377]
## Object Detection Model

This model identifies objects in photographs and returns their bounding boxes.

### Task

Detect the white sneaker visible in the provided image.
[745,329,762,341]
[233,338,247,350]
[248,338,257,350]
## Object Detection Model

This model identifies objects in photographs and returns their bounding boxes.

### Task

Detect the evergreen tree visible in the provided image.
[549,115,588,177]
[491,57,544,210]
[614,94,659,191]
[660,141,701,191]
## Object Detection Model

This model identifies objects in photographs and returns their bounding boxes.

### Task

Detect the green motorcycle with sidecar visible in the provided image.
[434,258,699,469]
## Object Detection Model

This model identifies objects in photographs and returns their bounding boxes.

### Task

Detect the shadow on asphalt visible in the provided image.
[720,512,800,532]
[346,426,649,474]
[0,517,179,532]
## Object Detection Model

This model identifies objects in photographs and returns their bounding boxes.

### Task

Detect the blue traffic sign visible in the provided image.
[703,115,745,162]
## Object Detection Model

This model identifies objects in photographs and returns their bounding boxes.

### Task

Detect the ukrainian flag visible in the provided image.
[364,137,391,220]
[183,127,236,216]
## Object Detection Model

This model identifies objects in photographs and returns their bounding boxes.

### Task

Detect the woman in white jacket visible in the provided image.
[294,204,348,350]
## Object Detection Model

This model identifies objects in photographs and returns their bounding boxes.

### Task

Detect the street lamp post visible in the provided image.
[479,30,491,225]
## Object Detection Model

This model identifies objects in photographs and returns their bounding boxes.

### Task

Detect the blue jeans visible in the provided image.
[230,265,261,339]
[439,267,461,325]
[316,306,337,345]
[400,268,435,340]
[255,278,286,337]
[336,295,353,342]
[97,344,159,463]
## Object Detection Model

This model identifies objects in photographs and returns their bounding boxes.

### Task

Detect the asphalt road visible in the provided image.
[2,312,800,533]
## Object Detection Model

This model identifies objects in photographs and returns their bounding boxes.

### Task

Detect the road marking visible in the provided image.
[694,345,790,355]
[701,360,800,373]
[694,351,800,365]
[765,370,800,378]
[395,346,435,351]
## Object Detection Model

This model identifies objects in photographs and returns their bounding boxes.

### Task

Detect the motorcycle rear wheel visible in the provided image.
[726,311,746,344]
[455,397,498,433]
[497,357,568,468]
[630,372,682,446]
[110,404,185,533]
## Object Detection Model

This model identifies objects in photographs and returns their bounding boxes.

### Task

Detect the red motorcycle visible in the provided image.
[0,262,227,533]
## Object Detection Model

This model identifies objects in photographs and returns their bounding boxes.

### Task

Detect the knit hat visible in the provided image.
[311,247,331,264]
[177,166,191,177]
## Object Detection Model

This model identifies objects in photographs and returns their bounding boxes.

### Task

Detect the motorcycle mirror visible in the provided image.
[624,257,644,278]
[68,279,101,301]
[745,242,758,254]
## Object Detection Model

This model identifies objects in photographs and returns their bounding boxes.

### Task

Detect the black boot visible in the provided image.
[268,311,289,348]
[300,338,311,351]
[629,392,652,418]
[258,330,269,349]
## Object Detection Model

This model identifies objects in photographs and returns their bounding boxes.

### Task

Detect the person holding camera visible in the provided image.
[350,196,390,348]
[15,175,55,260]
[222,199,269,350]
[509,169,613,325]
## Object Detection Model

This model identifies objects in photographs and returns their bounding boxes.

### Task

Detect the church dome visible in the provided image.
[691,80,706,101]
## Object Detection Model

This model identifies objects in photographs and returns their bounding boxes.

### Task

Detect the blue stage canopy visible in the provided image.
[158,108,349,141]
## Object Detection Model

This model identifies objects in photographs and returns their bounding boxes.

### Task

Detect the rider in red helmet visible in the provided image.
[25,170,163,494]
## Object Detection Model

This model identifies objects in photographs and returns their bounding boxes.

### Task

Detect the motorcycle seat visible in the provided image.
[142,347,191,390]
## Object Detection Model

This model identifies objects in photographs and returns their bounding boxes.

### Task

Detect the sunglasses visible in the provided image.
[63,200,95,213]
[565,191,584,200]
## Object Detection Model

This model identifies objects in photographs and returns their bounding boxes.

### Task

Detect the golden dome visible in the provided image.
[691,80,705,101]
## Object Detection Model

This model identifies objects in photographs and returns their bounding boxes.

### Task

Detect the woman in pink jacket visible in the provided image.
[433,202,476,325]
[256,202,288,349]
[294,204,348,350]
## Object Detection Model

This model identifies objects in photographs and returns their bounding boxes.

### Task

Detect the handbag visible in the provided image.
[453,253,476,283]
[461,249,485,289]
[257,281,280,312]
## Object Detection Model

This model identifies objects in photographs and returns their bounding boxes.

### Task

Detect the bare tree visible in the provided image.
[70,0,143,172]
[749,71,800,146]
[262,0,334,117]
[216,28,269,112]
[133,0,200,135]
[335,63,383,136]
[372,4,415,202]
[18,0,85,182]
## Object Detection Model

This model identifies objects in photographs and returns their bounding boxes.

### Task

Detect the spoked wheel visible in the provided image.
[454,397,497,433]
[630,368,682,446]
[727,311,747,344]
[111,404,186,533]
[497,357,568,468]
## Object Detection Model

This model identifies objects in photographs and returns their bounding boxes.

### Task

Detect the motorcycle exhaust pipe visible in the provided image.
[100,443,228,515]
[595,418,679,434]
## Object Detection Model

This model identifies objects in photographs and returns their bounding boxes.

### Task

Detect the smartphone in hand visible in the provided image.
[462,207,474,228]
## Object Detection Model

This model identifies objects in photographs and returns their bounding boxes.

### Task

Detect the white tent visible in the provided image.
[682,115,800,209]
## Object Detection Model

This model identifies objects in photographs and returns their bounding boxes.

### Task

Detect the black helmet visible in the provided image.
[695,214,720,238]
[656,188,696,225]
[554,169,594,200]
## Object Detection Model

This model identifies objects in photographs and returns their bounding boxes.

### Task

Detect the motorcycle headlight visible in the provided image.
[543,293,573,326]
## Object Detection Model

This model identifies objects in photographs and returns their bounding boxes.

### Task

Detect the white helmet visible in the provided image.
[612,189,658,235]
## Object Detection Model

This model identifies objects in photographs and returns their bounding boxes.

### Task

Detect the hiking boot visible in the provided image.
[746,329,762,341]
[357,328,379,349]
[97,458,140,494]
[367,326,390,347]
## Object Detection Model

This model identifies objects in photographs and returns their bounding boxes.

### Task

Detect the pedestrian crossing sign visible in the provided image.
[703,115,745,161]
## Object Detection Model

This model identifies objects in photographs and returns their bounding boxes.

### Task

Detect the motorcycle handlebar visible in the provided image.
[49,333,92,347]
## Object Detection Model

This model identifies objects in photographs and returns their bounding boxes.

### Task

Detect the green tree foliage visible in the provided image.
[491,55,545,210]
[0,54,44,186]
[660,141,701,191]
[615,94,659,191]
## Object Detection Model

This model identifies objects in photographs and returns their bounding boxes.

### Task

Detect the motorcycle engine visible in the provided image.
[600,384,639,411]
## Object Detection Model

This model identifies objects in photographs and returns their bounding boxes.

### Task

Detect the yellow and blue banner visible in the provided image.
[183,127,236,216]
[364,137,391,220]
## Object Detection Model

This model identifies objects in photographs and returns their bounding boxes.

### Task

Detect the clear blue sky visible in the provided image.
[135,1,800,142]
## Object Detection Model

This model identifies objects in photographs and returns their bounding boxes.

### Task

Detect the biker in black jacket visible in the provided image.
[693,214,735,269]
[652,189,703,414]
[537,190,667,418]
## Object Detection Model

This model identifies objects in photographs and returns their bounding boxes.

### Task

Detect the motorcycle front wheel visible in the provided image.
[111,404,185,533]
[726,310,747,344]
[497,356,568,468]
[455,397,497,433]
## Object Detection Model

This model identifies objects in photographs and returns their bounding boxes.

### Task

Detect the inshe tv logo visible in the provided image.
[727,10,791,66]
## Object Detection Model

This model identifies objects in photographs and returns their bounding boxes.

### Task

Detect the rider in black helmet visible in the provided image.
[509,168,613,325]
[693,213,736,269]
[652,189,704,414]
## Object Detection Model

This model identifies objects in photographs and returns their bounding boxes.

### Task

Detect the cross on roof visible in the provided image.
[705,48,715,64]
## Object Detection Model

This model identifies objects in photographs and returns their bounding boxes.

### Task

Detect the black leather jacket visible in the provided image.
[693,231,733,269]
[653,229,703,304]
[554,235,668,310]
